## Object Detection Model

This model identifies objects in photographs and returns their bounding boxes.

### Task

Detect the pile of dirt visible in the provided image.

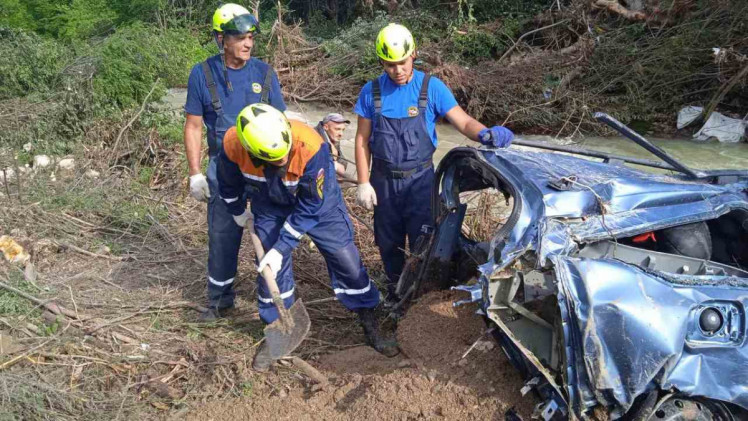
[397,290,535,414]
[187,291,537,420]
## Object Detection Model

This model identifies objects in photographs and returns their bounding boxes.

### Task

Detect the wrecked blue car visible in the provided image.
[396,116,748,420]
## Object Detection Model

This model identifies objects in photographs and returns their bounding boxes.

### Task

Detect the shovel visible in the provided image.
[246,222,310,359]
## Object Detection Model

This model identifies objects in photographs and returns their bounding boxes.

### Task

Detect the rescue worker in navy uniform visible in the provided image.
[183,4,286,320]
[218,103,399,370]
[353,24,514,303]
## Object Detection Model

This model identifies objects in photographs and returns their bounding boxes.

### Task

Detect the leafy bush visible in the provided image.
[449,26,500,62]
[322,12,389,81]
[469,0,547,23]
[304,10,341,41]
[0,28,70,100]
[397,8,450,45]
[54,0,119,39]
[92,23,210,108]
[0,0,35,31]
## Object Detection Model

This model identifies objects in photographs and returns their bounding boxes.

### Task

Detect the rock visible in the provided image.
[95,245,111,255]
[0,168,15,183]
[57,158,75,171]
[457,358,468,367]
[474,339,495,352]
[397,359,413,368]
[22,143,32,152]
[49,172,57,182]
[427,370,437,382]
[85,169,100,179]
[33,155,51,168]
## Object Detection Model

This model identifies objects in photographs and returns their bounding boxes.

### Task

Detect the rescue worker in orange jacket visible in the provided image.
[217,104,399,370]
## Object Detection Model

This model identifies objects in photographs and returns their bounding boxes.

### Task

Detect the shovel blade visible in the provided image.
[264,299,310,359]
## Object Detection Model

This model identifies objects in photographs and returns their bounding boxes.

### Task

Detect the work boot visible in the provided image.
[252,341,275,372]
[198,305,235,322]
[357,308,400,357]
[382,291,401,310]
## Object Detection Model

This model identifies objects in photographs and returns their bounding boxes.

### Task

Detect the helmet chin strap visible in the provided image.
[214,32,233,92]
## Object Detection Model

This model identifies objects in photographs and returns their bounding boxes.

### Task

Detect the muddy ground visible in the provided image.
[0,147,535,420]
[187,291,536,421]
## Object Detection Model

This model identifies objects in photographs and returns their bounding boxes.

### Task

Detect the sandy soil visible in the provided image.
[187,291,537,421]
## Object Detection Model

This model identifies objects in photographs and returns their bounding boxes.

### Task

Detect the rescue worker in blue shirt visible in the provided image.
[217,103,399,370]
[183,4,286,320]
[353,24,514,303]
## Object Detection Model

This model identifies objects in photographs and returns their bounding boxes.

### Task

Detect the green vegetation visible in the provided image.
[24,174,169,234]
[0,28,70,100]
[93,23,210,108]
[0,0,212,161]
[0,269,39,317]
[1,0,746,154]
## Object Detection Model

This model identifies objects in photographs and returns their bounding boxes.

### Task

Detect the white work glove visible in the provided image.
[356,182,377,210]
[257,248,283,279]
[189,173,210,202]
[232,209,253,228]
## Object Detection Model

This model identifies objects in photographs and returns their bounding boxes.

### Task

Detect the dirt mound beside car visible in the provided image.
[187,291,536,420]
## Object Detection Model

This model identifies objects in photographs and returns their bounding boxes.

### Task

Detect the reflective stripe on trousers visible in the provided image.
[205,103,242,309]
[253,204,380,324]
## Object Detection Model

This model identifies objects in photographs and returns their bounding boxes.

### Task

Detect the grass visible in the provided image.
[0,269,39,319]
[24,175,169,235]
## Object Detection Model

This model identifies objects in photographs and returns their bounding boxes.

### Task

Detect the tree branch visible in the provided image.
[592,0,647,21]
[497,19,570,64]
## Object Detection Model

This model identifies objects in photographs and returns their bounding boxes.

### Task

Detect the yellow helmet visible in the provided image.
[375,23,415,62]
[236,104,292,161]
[212,3,259,35]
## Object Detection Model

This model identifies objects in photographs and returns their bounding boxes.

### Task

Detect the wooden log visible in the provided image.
[288,356,329,388]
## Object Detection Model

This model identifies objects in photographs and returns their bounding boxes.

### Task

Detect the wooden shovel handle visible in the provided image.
[246,224,280,295]
[245,220,294,328]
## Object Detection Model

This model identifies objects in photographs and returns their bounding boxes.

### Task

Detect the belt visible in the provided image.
[379,160,433,179]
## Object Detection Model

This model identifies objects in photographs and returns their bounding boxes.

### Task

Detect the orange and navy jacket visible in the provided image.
[218,120,341,255]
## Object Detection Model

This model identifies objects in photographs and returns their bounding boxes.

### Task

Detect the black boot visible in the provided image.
[198,305,235,322]
[357,308,399,357]
[252,341,274,372]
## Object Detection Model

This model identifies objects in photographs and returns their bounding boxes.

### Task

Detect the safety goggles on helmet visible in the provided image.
[375,23,416,63]
[236,104,292,162]
[220,13,259,35]
[212,4,260,35]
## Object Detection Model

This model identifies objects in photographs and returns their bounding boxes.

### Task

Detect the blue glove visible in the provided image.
[478,126,514,148]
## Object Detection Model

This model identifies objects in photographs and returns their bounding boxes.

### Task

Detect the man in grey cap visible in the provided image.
[315,113,351,178]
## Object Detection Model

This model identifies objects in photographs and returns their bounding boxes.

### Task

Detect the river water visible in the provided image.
[163,88,748,172]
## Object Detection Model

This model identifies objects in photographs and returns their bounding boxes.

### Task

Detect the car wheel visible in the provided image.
[647,397,734,421]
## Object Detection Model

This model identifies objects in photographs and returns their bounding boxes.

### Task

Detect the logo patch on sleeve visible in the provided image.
[252,82,262,94]
[316,168,324,199]
[407,106,419,117]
